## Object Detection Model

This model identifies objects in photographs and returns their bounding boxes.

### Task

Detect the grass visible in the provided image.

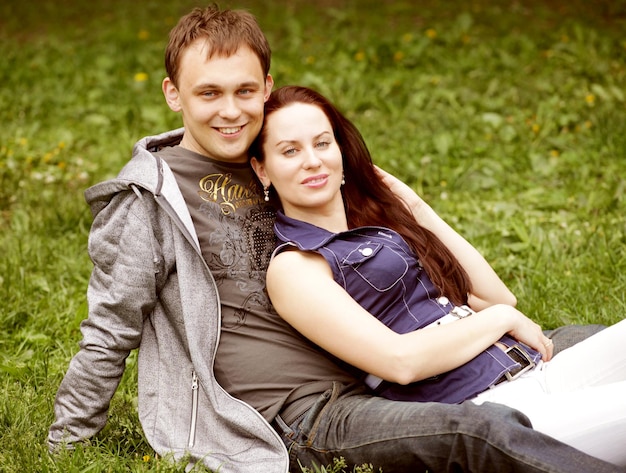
[1,0,625,471]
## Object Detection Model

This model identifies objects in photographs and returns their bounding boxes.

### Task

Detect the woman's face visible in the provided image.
[252,102,344,220]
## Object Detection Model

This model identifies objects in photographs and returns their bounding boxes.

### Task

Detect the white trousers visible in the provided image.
[472,318,626,466]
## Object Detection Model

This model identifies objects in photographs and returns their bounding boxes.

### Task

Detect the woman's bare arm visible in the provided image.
[266,249,551,386]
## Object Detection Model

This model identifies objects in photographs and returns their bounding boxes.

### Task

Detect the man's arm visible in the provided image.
[48,190,160,450]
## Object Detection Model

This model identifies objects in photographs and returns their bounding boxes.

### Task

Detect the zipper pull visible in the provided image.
[188,370,200,448]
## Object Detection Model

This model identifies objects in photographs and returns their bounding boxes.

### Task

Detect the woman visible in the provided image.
[250,85,626,466]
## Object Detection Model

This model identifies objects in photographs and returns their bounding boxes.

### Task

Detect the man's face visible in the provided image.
[163,40,273,163]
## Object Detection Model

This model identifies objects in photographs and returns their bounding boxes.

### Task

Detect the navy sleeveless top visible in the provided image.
[274,211,541,403]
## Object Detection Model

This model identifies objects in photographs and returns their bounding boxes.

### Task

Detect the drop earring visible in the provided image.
[341,174,346,186]
[263,186,270,202]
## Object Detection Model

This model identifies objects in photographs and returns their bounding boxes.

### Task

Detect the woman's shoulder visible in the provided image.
[268,247,331,281]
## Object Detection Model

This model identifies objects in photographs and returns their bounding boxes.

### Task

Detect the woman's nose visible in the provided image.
[302,148,322,168]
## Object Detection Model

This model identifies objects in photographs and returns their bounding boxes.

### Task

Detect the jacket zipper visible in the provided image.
[188,370,199,448]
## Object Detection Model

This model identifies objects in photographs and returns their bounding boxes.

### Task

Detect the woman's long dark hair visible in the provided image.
[251,86,471,304]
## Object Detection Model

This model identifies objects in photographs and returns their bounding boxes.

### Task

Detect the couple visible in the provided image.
[48,4,625,473]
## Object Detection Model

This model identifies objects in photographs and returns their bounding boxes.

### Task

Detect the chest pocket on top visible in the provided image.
[342,242,409,291]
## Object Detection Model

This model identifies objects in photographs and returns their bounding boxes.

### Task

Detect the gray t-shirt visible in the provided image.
[156,146,359,423]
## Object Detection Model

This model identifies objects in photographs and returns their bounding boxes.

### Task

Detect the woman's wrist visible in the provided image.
[478,304,518,335]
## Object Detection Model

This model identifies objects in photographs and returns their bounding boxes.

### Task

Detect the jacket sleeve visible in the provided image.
[48,188,162,450]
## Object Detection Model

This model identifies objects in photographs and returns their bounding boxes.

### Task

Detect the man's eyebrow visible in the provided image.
[237,80,262,88]
[194,80,262,90]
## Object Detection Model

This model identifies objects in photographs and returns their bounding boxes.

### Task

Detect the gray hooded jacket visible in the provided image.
[48,129,289,472]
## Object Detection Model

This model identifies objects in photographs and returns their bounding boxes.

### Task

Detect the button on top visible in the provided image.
[360,247,373,256]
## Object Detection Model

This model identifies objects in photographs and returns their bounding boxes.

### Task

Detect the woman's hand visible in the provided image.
[484,304,554,362]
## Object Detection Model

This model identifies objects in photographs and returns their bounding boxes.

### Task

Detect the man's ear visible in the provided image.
[162,77,182,112]
[263,74,274,102]
[250,157,269,187]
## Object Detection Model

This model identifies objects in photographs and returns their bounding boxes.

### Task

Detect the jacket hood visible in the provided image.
[85,128,185,217]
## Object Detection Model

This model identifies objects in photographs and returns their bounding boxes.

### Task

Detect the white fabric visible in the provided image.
[472,319,626,466]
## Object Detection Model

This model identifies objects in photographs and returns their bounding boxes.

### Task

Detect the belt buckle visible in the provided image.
[449,305,474,319]
[504,344,536,381]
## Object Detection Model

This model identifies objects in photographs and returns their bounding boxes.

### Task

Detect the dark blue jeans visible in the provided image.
[273,382,622,473]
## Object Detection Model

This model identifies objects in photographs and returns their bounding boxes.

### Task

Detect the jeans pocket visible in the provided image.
[296,382,343,446]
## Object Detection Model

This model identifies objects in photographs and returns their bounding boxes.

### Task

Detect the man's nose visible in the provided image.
[219,96,242,120]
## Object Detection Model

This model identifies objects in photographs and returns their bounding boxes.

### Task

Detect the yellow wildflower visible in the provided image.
[354,50,365,62]
[402,33,413,43]
[393,51,405,62]
[19,138,28,146]
[134,72,149,82]
[305,56,315,65]
[138,30,150,40]
[531,123,540,134]
[143,454,151,462]
[585,94,595,106]
[550,149,560,158]
[426,29,437,39]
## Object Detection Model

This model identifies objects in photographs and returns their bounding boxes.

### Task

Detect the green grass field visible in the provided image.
[1,0,625,471]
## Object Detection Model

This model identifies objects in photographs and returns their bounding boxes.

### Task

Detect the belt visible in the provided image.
[424,304,474,328]
[495,344,537,385]
[429,308,538,385]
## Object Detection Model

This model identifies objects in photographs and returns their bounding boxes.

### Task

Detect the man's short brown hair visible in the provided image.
[165,5,271,87]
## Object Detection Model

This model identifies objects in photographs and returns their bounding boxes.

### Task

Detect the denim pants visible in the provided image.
[273,382,622,473]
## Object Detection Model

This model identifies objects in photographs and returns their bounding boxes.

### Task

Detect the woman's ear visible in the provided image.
[250,157,270,187]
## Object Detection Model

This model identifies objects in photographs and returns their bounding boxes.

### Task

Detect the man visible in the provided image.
[49,5,618,473]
